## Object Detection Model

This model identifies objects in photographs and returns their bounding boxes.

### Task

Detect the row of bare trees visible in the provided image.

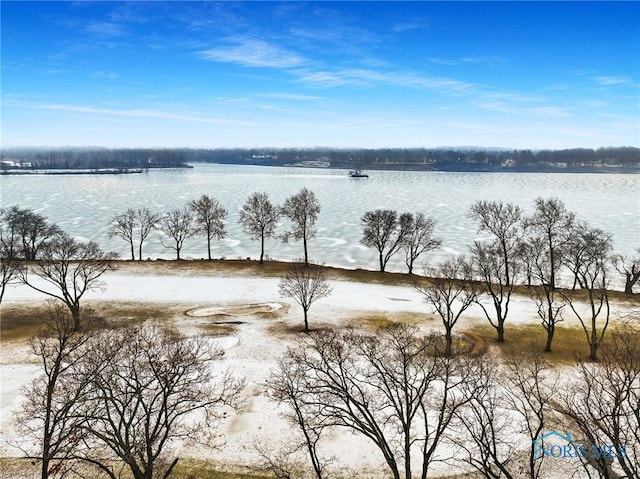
[108,189,319,264]
[405,197,638,360]
[17,303,244,479]
[266,323,640,479]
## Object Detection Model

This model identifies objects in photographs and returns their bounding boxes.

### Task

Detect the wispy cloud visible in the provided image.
[84,22,126,37]
[295,67,477,93]
[527,106,572,118]
[91,70,120,80]
[200,38,305,68]
[429,55,506,66]
[392,21,424,33]
[262,92,322,101]
[592,75,632,86]
[31,102,256,126]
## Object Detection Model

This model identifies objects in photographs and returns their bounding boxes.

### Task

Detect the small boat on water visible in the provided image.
[349,169,369,178]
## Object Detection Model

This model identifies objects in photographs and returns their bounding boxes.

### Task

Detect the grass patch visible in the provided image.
[90,301,178,327]
[354,311,428,331]
[173,459,270,479]
[198,324,238,336]
[465,322,591,364]
[0,303,50,342]
[0,457,271,479]
[113,259,419,286]
[1,301,180,342]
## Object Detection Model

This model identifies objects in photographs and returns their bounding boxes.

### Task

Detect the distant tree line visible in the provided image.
[177,146,640,170]
[1,147,189,170]
[2,146,638,171]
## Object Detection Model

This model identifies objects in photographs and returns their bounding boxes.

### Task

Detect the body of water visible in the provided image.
[1,163,638,274]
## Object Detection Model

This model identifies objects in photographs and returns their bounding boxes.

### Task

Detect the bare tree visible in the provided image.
[521,235,566,352]
[190,194,227,260]
[468,200,523,286]
[108,208,136,260]
[267,356,329,479]
[554,325,640,478]
[0,205,61,260]
[239,192,280,264]
[560,226,613,360]
[360,209,412,272]
[77,326,244,479]
[452,359,519,479]
[565,220,598,290]
[470,240,519,342]
[16,301,100,479]
[135,207,158,261]
[269,325,482,479]
[20,233,118,331]
[524,197,575,290]
[0,220,21,304]
[278,262,332,332]
[280,188,321,266]
[415,256,477,357]
[502,348,557,479]
[157,207,194,260]
[401,213,441,275]
[612,249,640,294]
[454,349,556,479]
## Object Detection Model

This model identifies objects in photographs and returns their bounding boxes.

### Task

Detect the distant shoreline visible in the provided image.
[0,165,193,176]
[201,159,640,175]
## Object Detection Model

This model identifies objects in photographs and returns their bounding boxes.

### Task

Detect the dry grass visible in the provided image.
[353,311,428,331]
[0,300,180,342]
[113,258,420,286]
[0,457,271,479]
[198,323,239,337]
[465,322,595,364]
[0,303,50,342]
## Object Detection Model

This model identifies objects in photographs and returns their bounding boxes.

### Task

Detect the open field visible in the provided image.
[1,260,638,478]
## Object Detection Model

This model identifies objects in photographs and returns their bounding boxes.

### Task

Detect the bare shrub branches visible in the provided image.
[278,262,332,332]
[268,325,481,479]
[18,323,244,479]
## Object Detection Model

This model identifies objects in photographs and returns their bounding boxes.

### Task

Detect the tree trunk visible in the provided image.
[379,252,385,272]
[623,270,639,294]
[260,233,265,264]
[497,322,505,342]
[548,232,556,290]
[303,309,309,332]
[130,242,135,261]
[544,325,554,352]
[176,246,181,261]
[207,235,212,260]
[71,306,81,332]
[404,426,411,479]
[589,325,598,360]
[445,329,453,357]
[138,241,143,261]
[303,236,308,266]
[502,242,510,287]
[161,458,179,479]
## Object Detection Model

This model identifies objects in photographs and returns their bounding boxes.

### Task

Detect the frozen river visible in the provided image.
[1,163,638,273]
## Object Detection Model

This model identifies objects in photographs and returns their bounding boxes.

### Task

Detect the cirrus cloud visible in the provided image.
[200,38,305,69]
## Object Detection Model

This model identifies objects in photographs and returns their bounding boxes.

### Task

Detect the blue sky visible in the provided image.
[2,1,638,149]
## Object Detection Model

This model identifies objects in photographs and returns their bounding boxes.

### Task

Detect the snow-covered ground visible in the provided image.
[1,268,637,478]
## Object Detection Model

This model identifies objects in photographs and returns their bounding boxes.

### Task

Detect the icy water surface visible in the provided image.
[2,163,638,273]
